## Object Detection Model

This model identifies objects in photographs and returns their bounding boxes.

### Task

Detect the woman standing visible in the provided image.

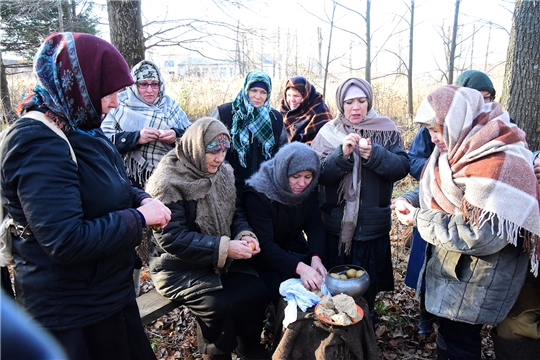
[311,77,409,320]
[393,85,540,359]
[145,117,270,360]
[0,32,171,359]
[242,142,327,301]
[101,59,190,189]
[279,76,333,145]
[212,70,287,196]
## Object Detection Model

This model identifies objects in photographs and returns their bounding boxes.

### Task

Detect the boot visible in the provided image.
[235,333,270,360]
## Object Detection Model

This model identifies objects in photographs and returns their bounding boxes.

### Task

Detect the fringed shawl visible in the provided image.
[415,85,540,274]
[311,111,404,254]
[145,118,236,237]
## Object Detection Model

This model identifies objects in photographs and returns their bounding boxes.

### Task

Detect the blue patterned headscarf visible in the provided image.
[230,70,275,167]
[17,32,133,131]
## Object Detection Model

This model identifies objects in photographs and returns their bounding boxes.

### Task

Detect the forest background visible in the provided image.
[2,0,537,149]
[1,1,540,358]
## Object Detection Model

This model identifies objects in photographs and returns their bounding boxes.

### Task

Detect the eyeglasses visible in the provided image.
[137,82,160,89]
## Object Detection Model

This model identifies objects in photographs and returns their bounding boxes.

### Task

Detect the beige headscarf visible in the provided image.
[145,117,236,237]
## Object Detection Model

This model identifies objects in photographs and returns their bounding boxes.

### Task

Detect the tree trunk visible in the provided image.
[106,0,144,69]
[448,0,461,84]
[0,51,13,125]
[407,0,415,122]
[364,0,371,82]
[501,0,540,150]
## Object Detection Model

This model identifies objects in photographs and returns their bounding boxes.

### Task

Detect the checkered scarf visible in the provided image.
[279,76,333,145]
[416,85,540,273]
[230,70,275,168]
[101,60,190,187]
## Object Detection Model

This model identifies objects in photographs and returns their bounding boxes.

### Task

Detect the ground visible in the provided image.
[140,176,497,360]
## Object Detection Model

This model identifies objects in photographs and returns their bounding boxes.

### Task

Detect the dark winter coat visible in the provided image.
[241,187,325,298]
[213,102,287,196]
[0,115,147,331]
[149,200,258,301]
[318,135,409,241]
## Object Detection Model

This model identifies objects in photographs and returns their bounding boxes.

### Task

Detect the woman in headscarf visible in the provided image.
[242,142,327,302]
[311,77,409,321]
[145,117,270,360]
[279,76,333,145]
[393,85,540,359]
[212,70,287,196]
[1,32,171,359]
[101,59,190,189]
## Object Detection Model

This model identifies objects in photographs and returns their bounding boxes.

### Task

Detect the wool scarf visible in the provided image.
[312,112,403,255]
[416,85,540,273]
[279,76,333,145]
[230,70,276,167]
[101,60,190,187]
[145,118,236,237]
[246,142,320,206]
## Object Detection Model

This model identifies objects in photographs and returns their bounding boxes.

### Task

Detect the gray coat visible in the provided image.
[402,189,528,325]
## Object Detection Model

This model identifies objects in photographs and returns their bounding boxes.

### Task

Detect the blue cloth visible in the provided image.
[279,278,329,312]
[408,126,434,181]
[404,228,427,290]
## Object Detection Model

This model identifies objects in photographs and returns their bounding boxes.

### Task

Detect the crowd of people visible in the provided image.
[1,31,540,360]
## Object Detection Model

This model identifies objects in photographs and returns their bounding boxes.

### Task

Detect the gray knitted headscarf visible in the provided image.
[246,142,320,206]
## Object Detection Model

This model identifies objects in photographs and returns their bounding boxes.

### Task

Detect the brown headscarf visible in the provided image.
[145,117,236,237]
[311,77,404,254]
[279,76,333,145]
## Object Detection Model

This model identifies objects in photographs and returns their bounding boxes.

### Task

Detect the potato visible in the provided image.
[339,274,348,280]
[249,242,256,251]
[329,273,340,279]
[346,269,357,279]
[355,269,365,278]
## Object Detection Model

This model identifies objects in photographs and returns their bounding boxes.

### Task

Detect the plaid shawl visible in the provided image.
[415,85,540,273]
[18,32,132,131]
[101,60,190,187]
[230,70,275,167]
[279,76,333,145]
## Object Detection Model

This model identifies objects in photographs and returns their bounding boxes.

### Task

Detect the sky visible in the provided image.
[95,0,515,80]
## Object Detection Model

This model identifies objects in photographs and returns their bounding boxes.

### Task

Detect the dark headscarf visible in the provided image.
[279,76,333,145]
[230,70,275,167]
[455,70,496,99]
[17,32,133,131]
[246,142,320,206]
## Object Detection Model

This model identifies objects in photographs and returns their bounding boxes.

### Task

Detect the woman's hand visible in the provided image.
[241,235,261,255]
[392,198,416,226]
[310,256,327,278]
[158,129,177,144]
[138,127,160,144]
[296,262,324,290]
[137,199,171,229]
[342,133,361,158]
[358,137,372,160]
[228,240,254,259]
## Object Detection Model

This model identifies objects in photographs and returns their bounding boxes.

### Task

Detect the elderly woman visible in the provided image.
[311,77,409,321]
[1,32,171,359]
[145,117,270,360]
[278,76,333,145]
[101,59,190,189]
[242,142,327,301]
[212,70,287,196]
[393,85,540,359]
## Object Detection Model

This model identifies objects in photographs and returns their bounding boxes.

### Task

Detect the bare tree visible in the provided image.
[0,51,13,125]
[364,0,372,82]
[501,0,540,149]
[107,0,144,68]
[447,0,461,84]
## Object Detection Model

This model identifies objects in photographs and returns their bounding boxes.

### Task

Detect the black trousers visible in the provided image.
[184,272,269,355]
[437,317,483,360]
[51,299,156,360]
